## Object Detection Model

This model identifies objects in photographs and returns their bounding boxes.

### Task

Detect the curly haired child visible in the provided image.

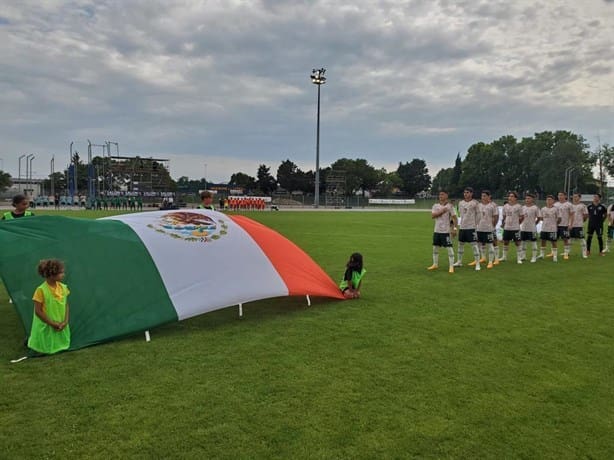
[339,252,366,299]
[28,259,71,354]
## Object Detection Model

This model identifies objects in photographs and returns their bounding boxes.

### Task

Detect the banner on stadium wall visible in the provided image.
[0,211,344,351]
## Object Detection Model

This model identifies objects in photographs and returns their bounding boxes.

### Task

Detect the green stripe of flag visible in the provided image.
[0,216,177,350]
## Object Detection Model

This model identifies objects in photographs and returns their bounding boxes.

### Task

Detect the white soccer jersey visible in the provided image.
[520,205,541,232]
[502,203,523,230]
[541,206,559,232]
[458,199,479,230]
[477,202,498,232]
[554,201,573,226]
[432,202,456,233]
[570,203,588,227]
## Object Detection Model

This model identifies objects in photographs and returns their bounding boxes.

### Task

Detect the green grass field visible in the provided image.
[1,209,613,458]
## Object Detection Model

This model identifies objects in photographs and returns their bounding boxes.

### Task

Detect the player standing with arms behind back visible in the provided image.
[586,193,607,256]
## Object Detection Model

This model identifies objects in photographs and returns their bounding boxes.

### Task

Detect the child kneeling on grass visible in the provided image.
[340,252,366,299]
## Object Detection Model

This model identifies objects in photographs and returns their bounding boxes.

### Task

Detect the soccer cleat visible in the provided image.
[600,251,606,256]
[499,257,507,262]
[563,254,569,260]
[582,253,588,259]
[449,266,454,274]
[530,257,536,263]
[453,261,462,267]
[536,254,544,259]
[517,260,523,264]
[553,257,558,263]
[493,259,500,265]
[479,257,487,263]
[487,262,494,269]
[468,260,477,266]
[427,264,439,271]
[545,252,554,258]
[475,264,481,271]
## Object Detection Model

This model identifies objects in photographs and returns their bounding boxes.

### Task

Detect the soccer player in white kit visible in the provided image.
[501,191,524,263]
[428,190,458,273]
[453,187,482,270]
[520,193,541,263]
[553,191,573,259]
[540,195,560,261]
[570,192,588,258]
[477,190,499,269]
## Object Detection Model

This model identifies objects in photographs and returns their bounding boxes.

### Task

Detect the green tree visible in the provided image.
[459,142,505,196]
[229,172,256,192]
[396,159,431,197]
[450,153,462,196]
[329,158,378,196]
[276,159,303,192]
[431,167,454,194]
[256,164,277,195]
[0,170,12,192]
[533,131,592,195]
[372,169,403,196]
[41,172,66,195]
[594,143,614,195]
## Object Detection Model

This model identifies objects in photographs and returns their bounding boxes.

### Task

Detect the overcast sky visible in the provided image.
[1,0,613,183]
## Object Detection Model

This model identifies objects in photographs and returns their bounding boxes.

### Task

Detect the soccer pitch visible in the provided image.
[1,210,613,458]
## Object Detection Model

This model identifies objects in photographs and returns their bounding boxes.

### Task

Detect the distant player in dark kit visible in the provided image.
[586,193,607,256]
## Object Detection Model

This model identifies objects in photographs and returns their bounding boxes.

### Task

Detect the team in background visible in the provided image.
[429,188,612,273]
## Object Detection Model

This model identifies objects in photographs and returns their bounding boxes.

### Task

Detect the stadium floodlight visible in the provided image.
[310,67,326,208]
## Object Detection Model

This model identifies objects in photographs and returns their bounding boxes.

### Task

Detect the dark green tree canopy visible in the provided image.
[0,170,12,192]
[256,164,277,195]
[396,159,431,197]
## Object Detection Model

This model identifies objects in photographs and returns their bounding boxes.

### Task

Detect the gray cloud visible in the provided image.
[0,0,613,182]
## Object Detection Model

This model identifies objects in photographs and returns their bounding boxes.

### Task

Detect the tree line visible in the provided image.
[432,131,614,198]
[2,130,612,198]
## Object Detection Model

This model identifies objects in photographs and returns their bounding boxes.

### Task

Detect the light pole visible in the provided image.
[18,155,26,190]
[204,163,208,190]
[28,155,35,198]
[25,154,34,196]
[51,156,55,197]
[310,67,326,207]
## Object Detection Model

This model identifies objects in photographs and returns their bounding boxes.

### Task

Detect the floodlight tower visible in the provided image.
[310,67,326,208]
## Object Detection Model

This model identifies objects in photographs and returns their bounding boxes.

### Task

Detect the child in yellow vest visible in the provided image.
[2,194,34,220]
[28,259,71,355]
[339,252,366,299]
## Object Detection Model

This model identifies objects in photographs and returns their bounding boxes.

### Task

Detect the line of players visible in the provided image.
[428,188,612,273]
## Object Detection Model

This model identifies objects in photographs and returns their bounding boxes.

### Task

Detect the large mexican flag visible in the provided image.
[0,210,344,350]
